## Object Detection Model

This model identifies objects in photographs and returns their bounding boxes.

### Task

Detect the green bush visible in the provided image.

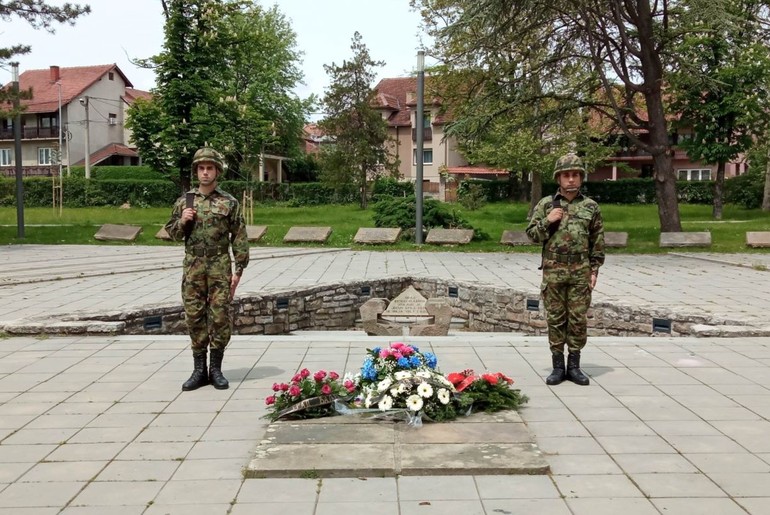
[0,177,179,207]
[92,166,167,181]
[458,183,487,210]
[724,173,764,209]
[457,179,513,202]
[372,195,488,240]
[371,178,414,199]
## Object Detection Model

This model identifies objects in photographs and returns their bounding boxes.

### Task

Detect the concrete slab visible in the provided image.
[154,227,172,240]
[605,231,628,248]
[94,224,142,242]
[660,231,711,248]
[245,410,547,478]
[246,225,268,242]
[354,227,401,244]
[426,228,474,245]
[500,230,535,246]
[283,226,332,243]
[746,231,770,248]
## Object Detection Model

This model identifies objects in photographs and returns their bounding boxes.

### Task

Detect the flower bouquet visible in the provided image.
[447,369,529,414]
[264,368,354,422]
[355,342,459,424]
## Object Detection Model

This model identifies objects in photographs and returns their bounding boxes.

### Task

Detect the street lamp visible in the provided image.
[79,96,90,179]
[11,62,24,239]
[415,50,425,244]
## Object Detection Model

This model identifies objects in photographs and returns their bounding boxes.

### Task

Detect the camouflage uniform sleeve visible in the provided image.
[164,196,187,242]
[525,197,551,243]
[229,198,250,275]
[589,203,605,275]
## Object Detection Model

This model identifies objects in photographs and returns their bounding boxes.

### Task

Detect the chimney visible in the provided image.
[50,65,60,83]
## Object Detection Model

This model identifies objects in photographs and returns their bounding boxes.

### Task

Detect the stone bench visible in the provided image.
[94,224,142,242]
[246,225,268,242]
[659,231,711,248]
[500,231,536,246]
[353,227,401,244]
[605,231,628,248]
[746,232,770,248]
[426,228,474,245]
[283,226,332,244]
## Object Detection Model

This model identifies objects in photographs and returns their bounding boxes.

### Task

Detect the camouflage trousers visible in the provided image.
[541,263,592,354]
[182,254,232,354]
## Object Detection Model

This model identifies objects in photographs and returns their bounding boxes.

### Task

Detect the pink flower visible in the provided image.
[401,346,414,356]
[391,342,404,349]
[265,395,276,405]
[291,374,302,383]
[321,384,332,395]
[271,383,280,392]
[379,349,390,358]
[329,371,340,380]
[392,352,403,360]
[314,370,327,382]
[279,383,289,391]
[289,385,301,397]
[300,368,311,378]
[344,379,356,392]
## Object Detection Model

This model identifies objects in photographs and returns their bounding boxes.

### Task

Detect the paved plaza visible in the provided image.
[1,245,770,513]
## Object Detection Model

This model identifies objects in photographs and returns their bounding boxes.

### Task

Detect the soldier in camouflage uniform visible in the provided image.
[165,147,249,391]
[526,153,605,386]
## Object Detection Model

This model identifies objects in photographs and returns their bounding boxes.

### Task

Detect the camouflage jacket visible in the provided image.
[525,190,605,275]
[165,187,250,275]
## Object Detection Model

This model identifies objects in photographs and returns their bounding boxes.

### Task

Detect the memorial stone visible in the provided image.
[659,231,711,248]
[426,228,474,245]
[746,232,770,248]
[500,230,535,246]
[283,226,332,243]
[246,225,268,242]
[605,231,628,248]
[94,224,142,242]
[354,228,401,244]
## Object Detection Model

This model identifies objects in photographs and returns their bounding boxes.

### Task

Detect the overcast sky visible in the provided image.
[0,0,430,107]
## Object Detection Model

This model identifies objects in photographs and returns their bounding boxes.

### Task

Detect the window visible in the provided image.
[677,168,711,181]
[108,113,117,126]
[0,149,12,166]
[423,111,431,128]
[38,147,52,165]
[413,148,433,165]
[108,72,114,80]
[39,114,57,128]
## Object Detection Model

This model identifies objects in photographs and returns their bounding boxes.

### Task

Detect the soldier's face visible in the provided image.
[197,162,218,186]
[557,170,582,193]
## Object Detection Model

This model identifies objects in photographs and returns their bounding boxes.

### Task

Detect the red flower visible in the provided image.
[329,371,340,380]
[265,395,276,405]
[279,383,289,391]
[271,383,280,392]
[446,372,466,385]
[321,384,332,395]
[481,373,499,385]
[497,372,514,384]
[299,368,310,378]
[288,385,301,397]
[314,370,327,382]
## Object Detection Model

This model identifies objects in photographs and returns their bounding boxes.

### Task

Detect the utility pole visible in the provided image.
[80,96,90,179]
[415,51,425,244]
[11,62,24,239]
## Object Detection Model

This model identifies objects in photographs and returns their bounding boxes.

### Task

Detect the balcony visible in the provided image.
[411,127,433,142]
[0,126,60,141]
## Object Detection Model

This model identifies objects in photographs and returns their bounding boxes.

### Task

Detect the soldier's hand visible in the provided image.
[181,208,196,223]
[547,208,564,224]
[230,274,241,301]
[590,272,597,290]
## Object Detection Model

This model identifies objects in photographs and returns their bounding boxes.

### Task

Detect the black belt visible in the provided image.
[543,251,588,264]
[186,245,229,257]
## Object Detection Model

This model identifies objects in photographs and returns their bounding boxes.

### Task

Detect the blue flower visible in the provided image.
[397,357,410,368]
[409,355,421,367]
[371,346,381,355]
[424,352,437,369]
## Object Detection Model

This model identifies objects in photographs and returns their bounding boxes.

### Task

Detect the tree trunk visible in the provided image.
[713,161,725,220]
[763,147,770,211]
[528,170,543,219]
[360,168,368,209]
[651,151,682,232]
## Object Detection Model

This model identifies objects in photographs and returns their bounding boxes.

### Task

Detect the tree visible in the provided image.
[128,0,310,189]
[413,0,761,232]
[670,0,770,219]
[0,1,90,112]
[319,32,399,209]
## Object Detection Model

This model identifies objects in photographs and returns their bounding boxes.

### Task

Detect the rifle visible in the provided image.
[183,192,195,241]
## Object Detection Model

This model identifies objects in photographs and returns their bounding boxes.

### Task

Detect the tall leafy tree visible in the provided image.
[413,0,760,232]
[319,32,399,209]
[0,1,90,112]
[670,0,770,219]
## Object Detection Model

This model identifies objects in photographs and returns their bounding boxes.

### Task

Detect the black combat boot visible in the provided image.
[546,352,566,385]
[209,348,229,390]
[567,351,590,386]
[182,352,209,391]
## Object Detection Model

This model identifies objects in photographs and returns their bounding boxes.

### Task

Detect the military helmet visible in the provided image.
[191,147,225,174]
[553,153,586,180]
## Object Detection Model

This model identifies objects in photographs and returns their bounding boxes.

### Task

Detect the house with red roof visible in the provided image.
[1,64,151,177]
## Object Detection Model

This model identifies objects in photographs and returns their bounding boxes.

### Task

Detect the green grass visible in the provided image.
[1,203,769,253]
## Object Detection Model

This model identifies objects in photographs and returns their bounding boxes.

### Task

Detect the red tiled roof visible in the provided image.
[303,123,324,140]
[73,143,138,166]
[445,166,508,175]
[123,88,152,104]
[6,64,133,113]
[372,76,447,127]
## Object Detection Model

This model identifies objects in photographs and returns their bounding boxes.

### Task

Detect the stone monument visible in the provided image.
[360,286,451,336]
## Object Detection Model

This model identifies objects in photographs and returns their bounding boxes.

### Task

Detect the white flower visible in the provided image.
[406,394,424,412]
[415,370,432,379]
[390,387,399,397]
[437,388,450,405]
[396,382,409,394]
[417,382,434,398]
[394,371,411,380]
[377,377,393,392]
[378,395,393,411]
[364,393,373,408]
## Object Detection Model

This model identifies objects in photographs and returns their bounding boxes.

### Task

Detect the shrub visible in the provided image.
[457,183,487,210]
[372,195,487,240]
[371,178,414,199]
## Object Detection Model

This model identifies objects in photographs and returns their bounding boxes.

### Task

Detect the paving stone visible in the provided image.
[354,228,401,244]
[93,224,142,242]
[659,231,711,247]
[500,230,535,246]
[283,226,332,243]
[425,228,473,245]
[246,225,268,242]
